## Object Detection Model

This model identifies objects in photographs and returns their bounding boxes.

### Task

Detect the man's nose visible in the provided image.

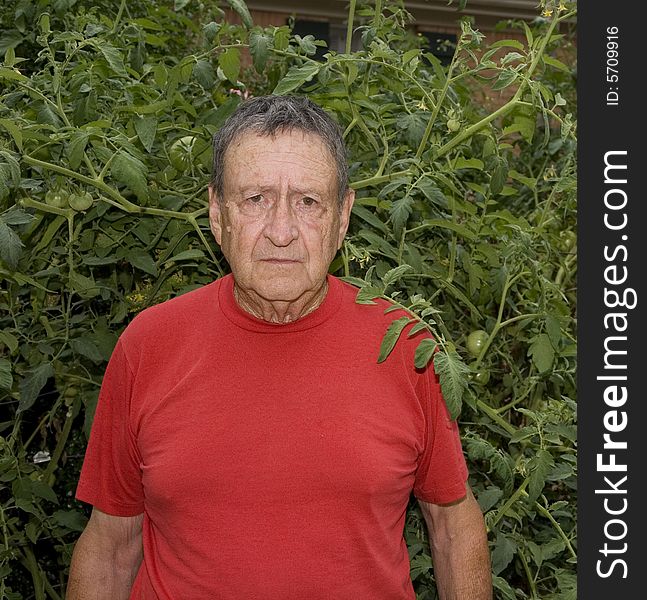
[263,199,299,246]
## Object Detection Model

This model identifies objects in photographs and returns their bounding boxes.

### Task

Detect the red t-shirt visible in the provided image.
[76,274,468,599]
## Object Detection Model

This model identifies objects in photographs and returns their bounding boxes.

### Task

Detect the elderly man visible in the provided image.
[68,95,491,599]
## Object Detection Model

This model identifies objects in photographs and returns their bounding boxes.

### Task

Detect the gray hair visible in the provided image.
[210,95,349,206]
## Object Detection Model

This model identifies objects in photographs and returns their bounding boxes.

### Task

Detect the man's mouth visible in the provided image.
[260,258,301,264]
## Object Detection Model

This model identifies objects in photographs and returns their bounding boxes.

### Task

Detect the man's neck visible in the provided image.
[232,279,329,324]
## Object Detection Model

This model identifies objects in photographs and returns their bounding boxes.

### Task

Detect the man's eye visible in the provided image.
[302,197,317,207]
[247,195,263,203]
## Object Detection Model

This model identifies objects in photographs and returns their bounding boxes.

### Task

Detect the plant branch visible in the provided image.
[345,0,357,54]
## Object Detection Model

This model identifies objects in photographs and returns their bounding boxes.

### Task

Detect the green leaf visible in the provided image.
[511,111,536,144]
[1,165,11,201]
[377,316,411,363]
[193,59,215,88]
[492,532,517,575]
[70,337,103,362]
[134,116,157,153]
[355,285,381,305]
[166,249,205,262]
[0,30,23,55]
[294,34,318,56]
[0,65,28,82]
[492,576,517,600]
[249,30,269,72]
[500,52,525,66]
[489,156,508,195]
[67,131,89,170]
[0,150,20,188]
[14,498,38,515]
[510,426,537,443]
[420,219,477,241]
[25,521,40,544]
[414,338,437,369]
[127,250,158,276]
[543,55,570,72]
[476,486,502,512]
[0,118,23,150]
[118,100,168,115]
[407,321,429,338]
[399,112,427,147]
[490,39,525,51]
[351,205,388,234]
[2,207,33,226]
[545,314,562,349]
[18,363,54,412]
[528,448,555,502]
[273,27,290,51]
[97,43,127,77]
[273,62,321,95]
[540,537,566,563]
[31,480,58,504]
[69,271,100,298]
[111,151,148,201]
[528,333,554,373]
[381,264,413,288]
[379,178,410,198]
[203,21,221,44]
[418,178,448,208]
[219,48,240,84]
[0,331,19,353]
[225,0,254,29]
[492,68,518,91]
[508,169,536,190]
[454,157,484,170]
[432,350,469,419]
[0,219,23,269]
[0,358,12,390]
[174,0,191,9]
[52,509,87,532]
[389,193,414,235]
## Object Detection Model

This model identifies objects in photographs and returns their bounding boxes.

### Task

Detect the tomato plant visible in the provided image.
[0,0,577,598]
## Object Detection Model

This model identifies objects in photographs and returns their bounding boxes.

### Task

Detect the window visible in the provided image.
[421,32,457,65]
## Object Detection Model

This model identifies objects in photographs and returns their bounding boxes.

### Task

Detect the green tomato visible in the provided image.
[466,329,488,357]
[68,192,94,212]
[169,136,211,172]
[447,118,460,132]
[469,363,490,385]
[45,189,66,208]
[559,230,576,251]
[169,136,196,172]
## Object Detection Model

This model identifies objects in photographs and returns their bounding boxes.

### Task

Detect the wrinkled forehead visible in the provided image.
[222,129,338,191]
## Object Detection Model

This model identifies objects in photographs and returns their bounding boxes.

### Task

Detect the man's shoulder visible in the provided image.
[334,276,418,326]
[333,276,433,350]
[120,277,224,346]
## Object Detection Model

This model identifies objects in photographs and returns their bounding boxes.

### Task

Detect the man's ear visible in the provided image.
[208,186,223,246]
[336,187,355,249]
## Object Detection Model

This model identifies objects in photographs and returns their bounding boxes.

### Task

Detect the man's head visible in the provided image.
[210,95,350,206]
[208,95,354,311]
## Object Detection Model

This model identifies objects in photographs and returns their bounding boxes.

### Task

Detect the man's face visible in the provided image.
[209,129,354,303]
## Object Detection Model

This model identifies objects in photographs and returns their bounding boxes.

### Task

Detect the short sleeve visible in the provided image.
[413,366,469,504]
[75,339,144,516]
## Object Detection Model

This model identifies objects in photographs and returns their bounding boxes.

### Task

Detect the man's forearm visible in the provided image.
[67,527,142,600]
[430,520,492,600]
[421,490,492,600]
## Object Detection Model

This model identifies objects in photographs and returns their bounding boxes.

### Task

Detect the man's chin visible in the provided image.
[240,275,323,304]
[252,282,310,303]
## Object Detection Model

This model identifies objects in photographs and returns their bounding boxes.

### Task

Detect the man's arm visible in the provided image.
[419,484,492,600]
[67,508,144,600]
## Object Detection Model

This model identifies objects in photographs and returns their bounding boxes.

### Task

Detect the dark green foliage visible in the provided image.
[0,0,577,597]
